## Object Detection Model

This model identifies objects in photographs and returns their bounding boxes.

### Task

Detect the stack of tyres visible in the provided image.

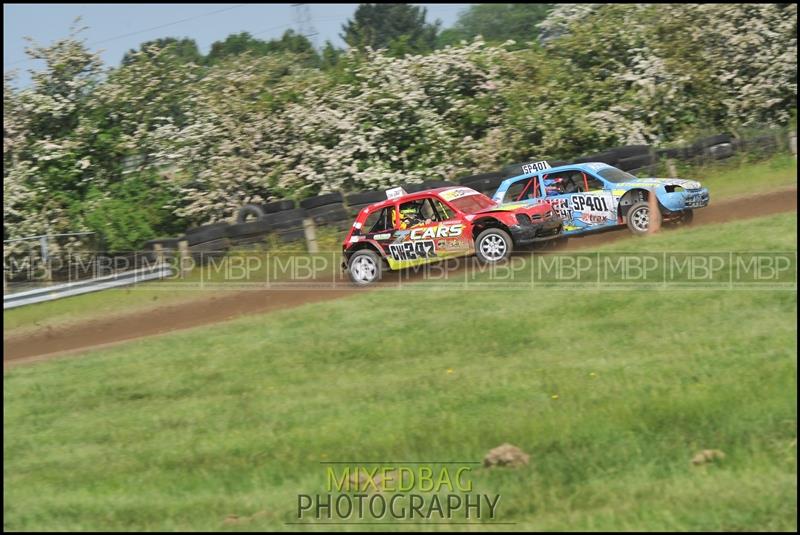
[345,190,385,218]
[185,222,230,264]
[229,199,297,246]
[457,171,506,196]
[692,134,735,161]
[300,193,351,233]
[265,208,308,243]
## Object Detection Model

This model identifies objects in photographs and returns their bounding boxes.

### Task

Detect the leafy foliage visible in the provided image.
[3,5,797,250]
[341,3,440,56]
[437,3,552,49]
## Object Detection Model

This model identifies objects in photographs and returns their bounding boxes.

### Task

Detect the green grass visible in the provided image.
[669,152,796,200]
[4,213,797,531]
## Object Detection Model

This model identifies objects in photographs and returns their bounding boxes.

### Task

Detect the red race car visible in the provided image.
[342,186,563,284]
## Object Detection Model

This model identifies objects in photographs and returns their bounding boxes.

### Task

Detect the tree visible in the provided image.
[341,4,440,55]
[437,4,552,49]
[205,30,318,66]
[121,37,202,66]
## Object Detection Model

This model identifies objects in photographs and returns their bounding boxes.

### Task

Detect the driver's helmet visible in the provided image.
[399,206,421,228]
[544,177,565,195]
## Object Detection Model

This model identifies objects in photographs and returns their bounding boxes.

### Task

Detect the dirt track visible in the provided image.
[4,186,796,366]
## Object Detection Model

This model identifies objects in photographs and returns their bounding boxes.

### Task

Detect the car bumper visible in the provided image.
[659,188,710,212]
[509,219,563,245]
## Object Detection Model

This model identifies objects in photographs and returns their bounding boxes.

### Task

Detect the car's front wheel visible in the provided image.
[347,249,383,285]
[626,201,662,235]
[475,228,513,263]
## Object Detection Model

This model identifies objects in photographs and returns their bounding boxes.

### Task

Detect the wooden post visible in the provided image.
[303,218,319,253]
[153,243,164,266]
[648,188,661,234]
[790,130,797,159]
[178,239,190,278]
[666,158,677,178]
[40,235,52,282]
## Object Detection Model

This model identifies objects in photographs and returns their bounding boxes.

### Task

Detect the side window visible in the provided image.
[364,206,396,234]
[398,197,450,228]
[543,170,604,195]
[430,199,454,220]
[506,177,541,201]
[584,173,604,191]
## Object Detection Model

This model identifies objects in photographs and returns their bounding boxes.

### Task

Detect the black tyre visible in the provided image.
[626,201,662,235]
[226,219,274,239]
[610,144,651,160]
[186,222,230,245]
[276,228,306,243]
[308,204,350,226]
[423,180,457,188]
[265,208,307,227]
[458,171,504,185]
[299,192,343,210]
[617,153,655,171]
[692,133,732,150]
[347,249,383,285]
[401,182,427,193]
[464,175,506,194]
[190,237,230,263]
[263,199,296,214]
[346,190,385,206]
[704,143,734,160]
[573,150,618,166]
[348,202,373,217]
[236,204,265,224]
[474,228,513,263]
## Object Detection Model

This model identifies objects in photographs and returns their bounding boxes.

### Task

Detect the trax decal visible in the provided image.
[389,240,436,261]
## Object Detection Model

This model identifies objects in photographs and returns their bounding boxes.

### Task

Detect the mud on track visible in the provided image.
[4,187,796,367]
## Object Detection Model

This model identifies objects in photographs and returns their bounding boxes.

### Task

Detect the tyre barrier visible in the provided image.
[236,204,265,224]
[263,199,296,214]
[185,222,230,246]
[704,142,735,160]
[692,133,733,150]
[190,237,230,264]
[458,171,504,184]
[617,152,656,171]
[299,192,343,210]
[610,144,650,160]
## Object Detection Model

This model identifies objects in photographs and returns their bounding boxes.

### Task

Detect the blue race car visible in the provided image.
[491,161,710,237]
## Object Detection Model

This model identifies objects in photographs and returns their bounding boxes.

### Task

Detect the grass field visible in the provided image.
[4,212,797,531]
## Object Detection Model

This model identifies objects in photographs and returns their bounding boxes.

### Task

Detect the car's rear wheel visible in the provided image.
[475,228,513,263]
[347,249,382,285]
[626,201,661,235]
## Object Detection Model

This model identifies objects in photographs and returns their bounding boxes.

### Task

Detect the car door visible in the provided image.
[539,169,618,232]
[388,196,470,267]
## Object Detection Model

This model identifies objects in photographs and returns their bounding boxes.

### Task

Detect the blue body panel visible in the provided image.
[491,162,710,236]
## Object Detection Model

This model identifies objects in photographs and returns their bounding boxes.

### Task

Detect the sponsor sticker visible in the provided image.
[439,187,480,201]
